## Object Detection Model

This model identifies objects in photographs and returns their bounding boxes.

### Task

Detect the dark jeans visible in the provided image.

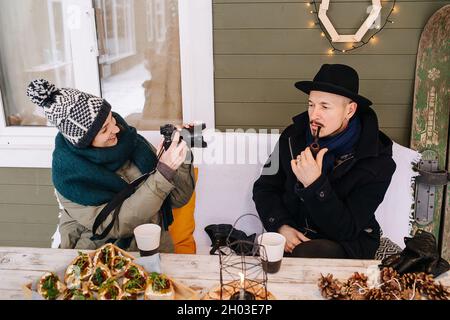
[285,239,348,258]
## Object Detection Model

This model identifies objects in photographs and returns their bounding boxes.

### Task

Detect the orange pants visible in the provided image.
[169,167,198,254]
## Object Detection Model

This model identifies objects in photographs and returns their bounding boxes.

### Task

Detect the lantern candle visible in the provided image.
[230,272,255,300]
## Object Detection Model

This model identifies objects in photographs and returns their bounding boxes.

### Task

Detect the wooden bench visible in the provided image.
[50,132,421,259]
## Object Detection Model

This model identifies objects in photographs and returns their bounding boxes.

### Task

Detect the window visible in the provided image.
[0,0,214,168]
[147,0,167,43]
[0,0,75,128]
[97,0,136,64]
[98,0,184,131]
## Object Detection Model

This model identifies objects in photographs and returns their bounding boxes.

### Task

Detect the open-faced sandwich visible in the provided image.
[37,272,66,300]
[144,272,175,300]
[63,283,94,300]
[88,263,112,291]
[64,251,93,289]
[122,263,148,294]
[117,292,139,300]
[98,279,122,300]
[110,255,132,277]
[93,243,116,267]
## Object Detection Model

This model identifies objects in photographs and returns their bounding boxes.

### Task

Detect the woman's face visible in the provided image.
[308,90,357,138]
[92,112,120,148]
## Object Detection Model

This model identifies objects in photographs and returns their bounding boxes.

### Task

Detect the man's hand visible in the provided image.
[278,225,310,253]
[291,147,328,188]
[157,131,188,171]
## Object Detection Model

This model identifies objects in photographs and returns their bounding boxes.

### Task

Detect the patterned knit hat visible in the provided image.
[26,79,111,148]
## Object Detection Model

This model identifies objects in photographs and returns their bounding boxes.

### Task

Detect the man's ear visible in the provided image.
[347,101,358,119]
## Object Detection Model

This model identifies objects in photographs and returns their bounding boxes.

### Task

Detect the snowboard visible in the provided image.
[409,5,450,251]
[443,137,450,261]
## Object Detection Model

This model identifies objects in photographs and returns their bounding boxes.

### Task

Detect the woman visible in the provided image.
[27,79,195,252]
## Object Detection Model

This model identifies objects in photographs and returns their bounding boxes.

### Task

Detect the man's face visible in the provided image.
[308,90,357,138]
[91,112,120,148]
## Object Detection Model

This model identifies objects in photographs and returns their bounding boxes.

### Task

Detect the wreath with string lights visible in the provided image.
[307,0,397,54]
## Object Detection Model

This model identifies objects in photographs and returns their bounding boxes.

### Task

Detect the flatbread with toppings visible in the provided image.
[117,292,139,300]
[65,252,93,289]
[123,263,147,280]
[98,279,122,300]
[63,283,94,300]
[144,272,174,300]
[123,263,148,294]
[31,243,196,300]
[37,272,66,300]
[88,264,112,291]
[110,255,132,277]
[93,243,116,267]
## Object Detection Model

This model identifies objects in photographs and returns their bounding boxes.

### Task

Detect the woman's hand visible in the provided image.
[278,225,310,253]
[291,147,328,188]
[157,131,188,171]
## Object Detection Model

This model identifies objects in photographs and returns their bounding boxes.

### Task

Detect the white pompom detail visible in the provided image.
[26,79,58,107]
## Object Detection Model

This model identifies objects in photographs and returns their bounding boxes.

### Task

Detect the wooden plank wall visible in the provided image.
[1,0,448,248]
[0,168,57,247]
[213,0,450,146]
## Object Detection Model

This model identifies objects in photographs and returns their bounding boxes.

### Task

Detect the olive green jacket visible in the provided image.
[55,154,195,252]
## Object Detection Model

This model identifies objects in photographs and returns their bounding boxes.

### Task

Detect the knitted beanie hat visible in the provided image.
[26,79,111,148]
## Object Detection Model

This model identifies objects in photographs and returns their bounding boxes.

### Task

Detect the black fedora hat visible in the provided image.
[295,64,372,107]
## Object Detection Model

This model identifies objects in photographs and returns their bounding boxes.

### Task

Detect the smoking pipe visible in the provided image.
[309,126,321,159]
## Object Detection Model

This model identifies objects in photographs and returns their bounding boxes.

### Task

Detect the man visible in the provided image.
[253,64,396,259]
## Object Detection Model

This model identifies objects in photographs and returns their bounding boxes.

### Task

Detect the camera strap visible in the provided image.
[90,172,151,241]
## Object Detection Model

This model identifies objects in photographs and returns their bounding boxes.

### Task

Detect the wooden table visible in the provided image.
[0,247,449,300]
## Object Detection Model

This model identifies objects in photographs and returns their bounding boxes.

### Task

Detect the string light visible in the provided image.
[309,0,396,53]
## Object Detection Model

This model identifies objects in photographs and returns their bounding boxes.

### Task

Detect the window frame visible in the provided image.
[98,0,137,65]
[0,0,215,168]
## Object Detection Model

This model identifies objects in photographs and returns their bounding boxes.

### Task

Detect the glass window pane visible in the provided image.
[0,0,75,127]
[98,0,182,131]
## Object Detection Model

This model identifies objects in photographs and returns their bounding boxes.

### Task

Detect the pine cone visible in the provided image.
[419,282,450,300]
[345,272,369,300]
[380,267,399,283]
[366,288,386,300]
[347,272,368,285]
[400,272,419,289]
[318,274,348,300]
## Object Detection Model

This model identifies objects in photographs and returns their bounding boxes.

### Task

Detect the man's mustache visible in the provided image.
[310,121,324,127]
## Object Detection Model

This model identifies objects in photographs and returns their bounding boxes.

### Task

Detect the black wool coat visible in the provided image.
[253,107,396,259]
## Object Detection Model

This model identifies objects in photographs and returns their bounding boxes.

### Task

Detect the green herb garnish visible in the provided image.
[42,275,59,300]
[93,267,105,286]
[124,276,145,292]
[125,266,140,279]
[102,247,110,265]
[114,258,126,270]
[150,272,169,292]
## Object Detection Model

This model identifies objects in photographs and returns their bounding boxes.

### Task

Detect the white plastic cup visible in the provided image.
[134,224,161,256]
[257,232,286,273]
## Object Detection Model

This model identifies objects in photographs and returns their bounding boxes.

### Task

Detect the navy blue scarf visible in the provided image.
[306,116,361,175]
[52,112,173,230]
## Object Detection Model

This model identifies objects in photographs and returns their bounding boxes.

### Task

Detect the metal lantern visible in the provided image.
[218,214,269,300]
